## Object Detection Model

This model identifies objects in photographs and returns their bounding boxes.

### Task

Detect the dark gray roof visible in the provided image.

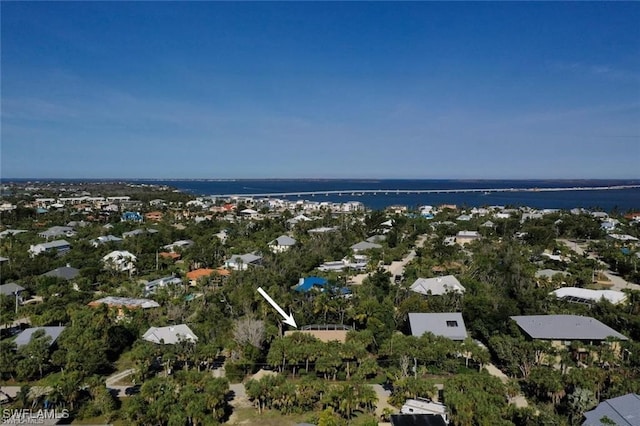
[391,415,447,426]
[511,315,628,341]
[0,282,25,295]
[271,235,297,246]
[408,312,468,341]
[351,241,382,251]
[14,326,66,348]
[42,266,80,281]
[583,393,640,425]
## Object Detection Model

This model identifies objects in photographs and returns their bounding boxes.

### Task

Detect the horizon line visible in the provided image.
[3,177,640,182]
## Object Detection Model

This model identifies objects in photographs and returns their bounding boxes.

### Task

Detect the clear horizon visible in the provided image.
[2,2,639,179]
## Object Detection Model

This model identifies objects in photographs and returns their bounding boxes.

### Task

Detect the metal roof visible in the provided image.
[351,241,382,251]
[14,326,65,348]
[408,312,468,341]
[583,393,640,425]
[551,287,627,305]
[511,315,628,341]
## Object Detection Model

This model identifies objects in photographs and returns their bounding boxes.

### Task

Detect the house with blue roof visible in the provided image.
[121,211,144,222]
[294,276,351,296]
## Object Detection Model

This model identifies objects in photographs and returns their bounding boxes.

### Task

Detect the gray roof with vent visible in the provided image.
[408,312,468,341]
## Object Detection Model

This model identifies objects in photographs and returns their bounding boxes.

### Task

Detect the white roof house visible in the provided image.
[102,250,137,272]
[142,324,198,345]
[29,240,71,256]
[551,287,627,305]
[410,276,465,296]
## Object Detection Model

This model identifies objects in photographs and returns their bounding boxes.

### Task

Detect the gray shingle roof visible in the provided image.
[0,282,25,295]
[42,266,80,281]
[408,313,468,341]
[583,393,640,425]
[511,315,628,341]
[273,235,297,246]
[14,326,66,348]
[351,241,382,251]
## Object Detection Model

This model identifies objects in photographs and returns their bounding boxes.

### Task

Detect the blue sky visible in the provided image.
[2,2,639,179]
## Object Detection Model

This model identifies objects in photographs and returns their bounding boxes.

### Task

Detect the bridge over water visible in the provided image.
[210,185,640,199]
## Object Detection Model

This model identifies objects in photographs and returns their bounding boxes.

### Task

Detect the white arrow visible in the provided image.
[257,287,297,328]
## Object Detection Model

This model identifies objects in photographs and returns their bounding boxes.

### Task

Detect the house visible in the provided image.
[510,315,628,345]
[284,324,353,343]
[239,208,259,217]
[145,211,164,222]
[0,229,28,238]
[293,276,351,295]
[286,214,312,227]
[408,313,468,341]
[391,414,448,426]
[122,228,146,238]
[225,253,263,270]
[410,276,465,296]
[308,226,338,234]
[142,324,198,345]
[88,296,160,310]
[102,250,137,273]
[42,265,80,281]
[351,241,382,253]
[121,211,143,222]
[159,251,181,261]
[14,326,66,348]
[29,240,71,256]
[186,268,216,286]
[400,398,450,423]
[91,234,123,247]
[455,231,480,246]
[456,214,472,222]
[582,393,640,426]
[550,287,627,305]
[607,234,639,243]
[480,220,495,228]
[268,235,297,253]
[162,240,194,252]
[38,226,76,239]
[144,276,183,295]
[0,282,25,297]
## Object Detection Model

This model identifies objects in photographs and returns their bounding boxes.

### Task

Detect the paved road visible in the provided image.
[371,384,395,418]
[558,239,640,291]
[351,234,429,286]
[105,368,136,398]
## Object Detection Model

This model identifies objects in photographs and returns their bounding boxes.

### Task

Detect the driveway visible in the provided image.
[558,239,640,291]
